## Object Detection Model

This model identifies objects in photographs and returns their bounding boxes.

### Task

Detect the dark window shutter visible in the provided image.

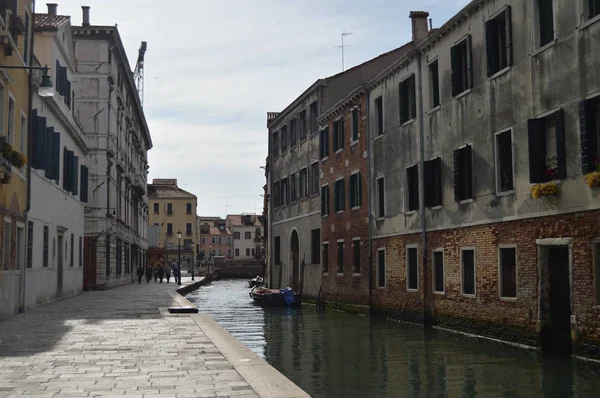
[357,172,362,207]
[451,46,458,96]
[555,109,567,180]
[340,118,344,149]
[453,149,461,202]
[29,109,37,166]
[528,119,545,183]
[505,6,513,67]
[341,179,345,210]
[434,157,442,206]
[349,174,356,208]
[399,81,406,123]
[33,116,47,170]
[65,80,71,108]
[80,165,88,203]
[52,132,60,184]
[44,127,54,179]
[325,128,329,156]
[410,75,416,119]
[63,147,70,191]
[485,18,498,76]
[319,131,324,159]
[72,155,79,195]
[580,100,598,174]
[466,35,473,89]
[424,160,433,207]
[55,60,60,91]
[321,186,327,215]
[465,145,474,198]
[59,66,67,96]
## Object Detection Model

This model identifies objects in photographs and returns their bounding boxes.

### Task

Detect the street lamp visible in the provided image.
[177,230,182,285]
[0,65,54,97]
[190,242,195,281]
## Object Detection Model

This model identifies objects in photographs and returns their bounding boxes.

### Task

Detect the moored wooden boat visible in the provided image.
[249,286,301,307]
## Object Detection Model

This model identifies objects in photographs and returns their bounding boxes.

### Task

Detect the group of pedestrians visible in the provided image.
[136,264,181,284]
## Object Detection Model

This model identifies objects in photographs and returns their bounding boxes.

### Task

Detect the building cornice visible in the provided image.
[268,79,325,129]
[318,88,365,126]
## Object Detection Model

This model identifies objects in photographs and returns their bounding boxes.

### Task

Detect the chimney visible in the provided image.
[409,11,430,44]
[82,6,90,26]
[47,3,58,16]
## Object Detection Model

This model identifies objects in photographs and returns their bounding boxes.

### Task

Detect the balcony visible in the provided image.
[0,154,12,184]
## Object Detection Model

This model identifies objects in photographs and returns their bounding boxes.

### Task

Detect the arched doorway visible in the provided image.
[290,230,299,291]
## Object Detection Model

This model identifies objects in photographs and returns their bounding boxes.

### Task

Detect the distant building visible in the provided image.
[226,214,263,261]
[197,216,233,260]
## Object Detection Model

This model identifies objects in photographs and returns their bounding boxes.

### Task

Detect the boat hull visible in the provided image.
[250,291,302,307]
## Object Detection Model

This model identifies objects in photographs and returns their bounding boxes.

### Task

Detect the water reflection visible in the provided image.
[187,280,600,398]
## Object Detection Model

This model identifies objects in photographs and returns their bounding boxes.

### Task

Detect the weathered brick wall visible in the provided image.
[371,210,600,356]
[321,95,370,306]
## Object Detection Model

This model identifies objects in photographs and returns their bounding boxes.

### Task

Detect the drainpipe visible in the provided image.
[366,88,373,311]
[416,50,429,325]
[21,2,37,313]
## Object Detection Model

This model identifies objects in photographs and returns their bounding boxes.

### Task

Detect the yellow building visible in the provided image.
[0,1,33,320]
[147,179,197,265]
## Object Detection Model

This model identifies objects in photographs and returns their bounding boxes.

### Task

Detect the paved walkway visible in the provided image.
[0,277,307,398]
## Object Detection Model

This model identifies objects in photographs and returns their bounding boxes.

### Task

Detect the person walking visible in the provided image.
[165,266,171,283]
[136,265,144,284]
[154,267,158,283]
[145,266,153,283]
[158,266,165,283]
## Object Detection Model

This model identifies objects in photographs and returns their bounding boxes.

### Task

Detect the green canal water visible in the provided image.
[186,279,600,398]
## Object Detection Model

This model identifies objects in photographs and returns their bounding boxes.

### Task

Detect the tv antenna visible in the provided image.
[336,32,353,71]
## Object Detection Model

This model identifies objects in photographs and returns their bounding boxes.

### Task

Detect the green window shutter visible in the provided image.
[424,160,433,207]
[527,119,546,183]
[466,35,473,89]
[399,81,406,123]
[505,6,513,67]
[349,174,356,208]
[52,132,60,184]
[72,155,79,195]
[80,166,88,203]
[450,46,459,96]
[32,116,47,170]
[29,109,37,166]
[485,18,498,76]
[63,148,71,191]
[453,149,461,202]
[357,172,362,207]
[341,179,345,210]
[465,145,474,199]
[410,75,416,119]
[555,110,567,180]
[44,127,54,179]
[579,100,597,174]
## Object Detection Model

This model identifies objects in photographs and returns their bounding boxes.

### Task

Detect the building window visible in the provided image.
[377,177,385,218]
[70,234,74,267]
[309,162,319,195]
[351,108,359,142]
[453,145,474,202]
[235,248,239,257]
[218,237,222,244]
[16,226,23,270]
[310,101,318,134]
[228,237,232,245]
[349,172,362,209]
[320,127,330,159]
[322,243,329,273]
[186,223,192,236]
[579,97,600,174]
[27,221,33,268]
[353,239,360,274]
[486,6,512,77]
[246,248,251,256]
[228,249,232,257]
[167,203,173,215]
[433,250,444,293]
[429,60,440,108]
[590,0,600,19]
[461,249,476,296]
[311,229,320,265]
[496,130,514,192]
[399,74,416,124]
[406,165,419,212]
[289,118,297,148]
[273,181,280,207]
[377,248,386,288]
[153,203,159,213]
[537,0,555,47]
[272,131,279,158]
[333,117,345,152]
[218,249,222,256]
[375,96,383,136]
[201,237,206,244]
[499,247,517,298]
[290,172,298,201]
[528,110,566,183]
[43,226,49,268]
[212,237,216,244]
[245,232,251,239]
[234,232,240,239]
[407,246,418,290]
[337,241,344,274]
[299,110,307,140]
[186,203,192,214]
[321,185,329,216]
[281,178,289,205]
[274,236,281,265]
[451,36,473,96]
[167,223,173,236]
[299,168,308,198]
[281,126,288,153]
[424,157,442,208]
[334,178,345,213]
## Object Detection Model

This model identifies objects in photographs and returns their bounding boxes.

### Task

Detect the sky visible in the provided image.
[47,0,470,218]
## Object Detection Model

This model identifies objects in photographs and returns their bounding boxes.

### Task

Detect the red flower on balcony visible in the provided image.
[544,168,558,177]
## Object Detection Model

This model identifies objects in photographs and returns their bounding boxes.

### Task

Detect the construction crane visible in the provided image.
[133,41,147,107]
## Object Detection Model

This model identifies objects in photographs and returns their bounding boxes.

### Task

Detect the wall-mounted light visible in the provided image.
[0,64,55,97]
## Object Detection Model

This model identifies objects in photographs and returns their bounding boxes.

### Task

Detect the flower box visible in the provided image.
[584,171,600,188]
[531,182,559,198]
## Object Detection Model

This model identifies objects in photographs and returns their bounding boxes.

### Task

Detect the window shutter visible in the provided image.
[321,186,327,215]
[319,131,324,158]
[435,157,442,206]
[80,165,88,203]
[55,60,60,91]
[52,132,60,184]
[72,155,79,195]
[410,75,416,119]
[59,67,67,96]
[579,100,596,174]
[505,6,513,67]
[424,160,433,207]
[341,179,345,210]
[453,149,461,202]
[340,118,344,149]
[528,119,545,183]
[357,172,362,207]
[399,82,406,123]
[44,127,54,179]
[466,146,474,199]
[33,116,47,170]
[485,19,498,76]
[349,175,355,208]
[466,35,473,89]
[29,109,37,167]
[65,80,71,108]
[63,147,70,191]
[555,109,567,180]
[450,46,459,96]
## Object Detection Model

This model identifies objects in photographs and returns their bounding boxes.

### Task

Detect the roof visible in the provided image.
[34,14,70,30]
[226,214,262,227]
[208,227,232,235]
[147,183,196,199]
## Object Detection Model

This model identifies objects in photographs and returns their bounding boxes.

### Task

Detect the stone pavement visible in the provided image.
[0,277,309,398]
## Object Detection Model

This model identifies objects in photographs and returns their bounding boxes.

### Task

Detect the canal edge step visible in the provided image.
[191,313,311,398]
[165,277,208,313]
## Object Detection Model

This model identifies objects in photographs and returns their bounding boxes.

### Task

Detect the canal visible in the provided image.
[186,279,600,398]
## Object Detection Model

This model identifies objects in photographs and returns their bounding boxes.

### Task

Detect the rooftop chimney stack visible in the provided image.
[47,3,58,16]
[409,11,430,45]
[82,6,90,26]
